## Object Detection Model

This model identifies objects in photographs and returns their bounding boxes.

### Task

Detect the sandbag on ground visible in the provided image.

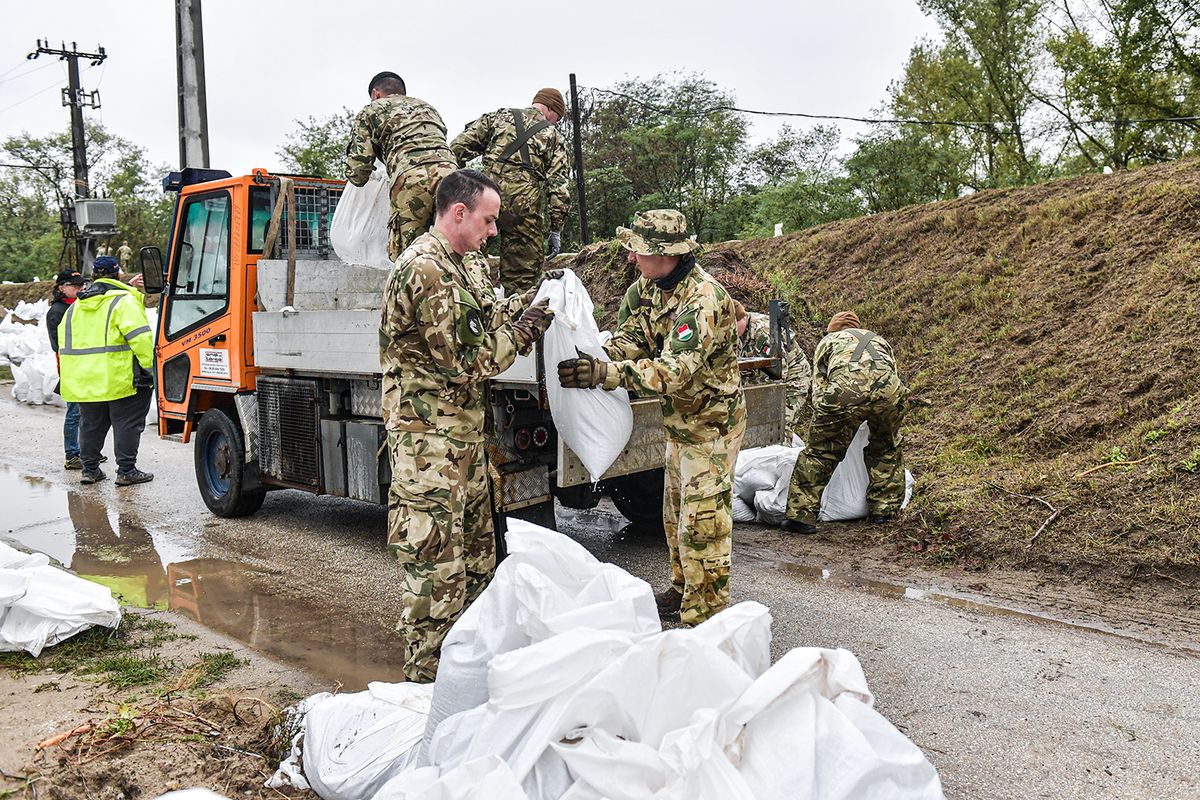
[0,541,122,656]
[269,522,943,800]
[735,422,914,524]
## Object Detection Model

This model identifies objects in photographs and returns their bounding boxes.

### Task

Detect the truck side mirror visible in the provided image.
[140,246,166,295]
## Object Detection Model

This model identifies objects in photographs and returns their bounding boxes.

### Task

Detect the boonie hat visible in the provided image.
[55,269,86,286]
[616,209,700,257]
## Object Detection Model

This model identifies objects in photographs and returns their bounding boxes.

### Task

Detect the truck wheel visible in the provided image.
[194,409,266,518]
[606,470,665,537]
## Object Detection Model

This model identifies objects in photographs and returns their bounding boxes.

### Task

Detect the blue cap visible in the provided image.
[93,255,119,275]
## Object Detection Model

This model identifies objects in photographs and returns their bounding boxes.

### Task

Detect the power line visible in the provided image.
[0,71,72,115]
[0,59,59,86]
[584,85,1200,132]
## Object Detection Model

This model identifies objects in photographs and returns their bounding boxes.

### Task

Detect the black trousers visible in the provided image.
[79,388,153,474]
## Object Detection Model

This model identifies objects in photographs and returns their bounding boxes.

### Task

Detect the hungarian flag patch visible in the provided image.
[675,323,694,342]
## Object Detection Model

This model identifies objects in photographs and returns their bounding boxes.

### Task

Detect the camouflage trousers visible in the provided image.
[785,390,905,523]
[663,418,746,626]
[388,161,458,262]
[387,430,495,683]
[496,207,544,295]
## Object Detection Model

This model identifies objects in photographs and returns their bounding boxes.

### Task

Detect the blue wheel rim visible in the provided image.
[204,429,232,499]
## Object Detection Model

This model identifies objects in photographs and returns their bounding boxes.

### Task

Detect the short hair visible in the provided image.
[435,169,501,215]
[368,71,406,96]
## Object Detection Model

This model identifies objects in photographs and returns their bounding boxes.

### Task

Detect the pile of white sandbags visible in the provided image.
[0,541,122,656]
[269,521,944,800]
[734,424,914,525]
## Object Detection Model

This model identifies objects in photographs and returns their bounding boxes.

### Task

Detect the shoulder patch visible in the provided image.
[670,310,700,351]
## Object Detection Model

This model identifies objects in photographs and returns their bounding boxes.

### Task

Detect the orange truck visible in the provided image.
[139,168,787,531]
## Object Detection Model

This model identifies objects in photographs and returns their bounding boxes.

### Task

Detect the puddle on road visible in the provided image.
[1,465,406,689]
[740,544,1200,656]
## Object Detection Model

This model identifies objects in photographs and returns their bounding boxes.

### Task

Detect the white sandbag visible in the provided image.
[330,160,393,269]
[420,519,659,765]
[728,648,944,799]
[267,691,334,791]
[376,755,529,800]
[0,564,122,656]
[534,270,633,482]
[0,542,50,570]
[731,496,756,523]
[283,682,433,800]
[735,423,914,525]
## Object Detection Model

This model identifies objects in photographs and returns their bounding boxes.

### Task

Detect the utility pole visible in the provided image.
[569,74,589,246]
[176,0,211,169]
[27,39,107,267]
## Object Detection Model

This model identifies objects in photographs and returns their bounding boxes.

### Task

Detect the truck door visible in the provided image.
[157,190,234,424]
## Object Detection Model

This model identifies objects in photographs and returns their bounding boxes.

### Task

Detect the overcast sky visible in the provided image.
[1,1,940,178]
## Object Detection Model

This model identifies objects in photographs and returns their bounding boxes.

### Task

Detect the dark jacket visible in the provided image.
[46,296,73,353]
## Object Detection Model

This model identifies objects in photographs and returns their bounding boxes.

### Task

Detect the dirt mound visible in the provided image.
[0,280,159,312]
[573,158,1200,579]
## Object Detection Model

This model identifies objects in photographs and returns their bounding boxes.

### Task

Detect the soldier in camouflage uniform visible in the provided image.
[557,210,746,626]
[380,169,557,682]
[451,88,571,294]
[783,311,906,534]
[733,301,812,438]
[346,72,459,262]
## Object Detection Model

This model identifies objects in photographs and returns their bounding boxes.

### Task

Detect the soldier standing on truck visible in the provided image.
[733,300,812,438]
[556,210,745,626]
[345,72,458,262]
[381,169,556,683]
[450,88,571,294]
[783,311,907,535]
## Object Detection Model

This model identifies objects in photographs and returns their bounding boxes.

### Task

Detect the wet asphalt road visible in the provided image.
[1,395,1196,800]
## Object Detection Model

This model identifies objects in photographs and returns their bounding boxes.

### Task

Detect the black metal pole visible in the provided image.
[65,54,89,200]
[569,73,589,245]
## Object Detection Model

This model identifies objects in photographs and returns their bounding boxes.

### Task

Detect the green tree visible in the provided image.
[846,125,972,212]
[734,125,863,237]
[1044,0,1200,170]
[0,123,170,281]
[567,74,748,244]
[276,109,355,178]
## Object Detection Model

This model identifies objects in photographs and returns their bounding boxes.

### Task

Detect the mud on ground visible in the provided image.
[0,611,320,800]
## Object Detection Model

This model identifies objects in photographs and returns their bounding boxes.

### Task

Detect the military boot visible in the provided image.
[64,456,82,470]
[782,519,818,535]
[655,586,683,616]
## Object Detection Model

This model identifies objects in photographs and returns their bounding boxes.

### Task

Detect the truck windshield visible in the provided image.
[166,192,231,339]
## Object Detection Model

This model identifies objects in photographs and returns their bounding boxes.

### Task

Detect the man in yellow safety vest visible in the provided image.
[58,256,155,486]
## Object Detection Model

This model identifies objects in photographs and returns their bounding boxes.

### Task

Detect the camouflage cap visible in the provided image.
[616,209,700,256]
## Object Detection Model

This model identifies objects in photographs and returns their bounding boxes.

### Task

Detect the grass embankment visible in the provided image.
[570,158,1200,579]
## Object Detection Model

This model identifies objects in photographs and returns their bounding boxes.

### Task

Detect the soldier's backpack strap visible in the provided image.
[848,330,884,362]
[499,108,553,167]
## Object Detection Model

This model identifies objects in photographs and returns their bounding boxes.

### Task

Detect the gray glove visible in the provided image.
[546,230,562,259]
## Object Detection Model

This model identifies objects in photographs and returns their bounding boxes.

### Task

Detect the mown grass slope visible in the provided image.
[572,157,1200,577]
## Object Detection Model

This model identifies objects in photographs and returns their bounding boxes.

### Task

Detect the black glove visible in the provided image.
[512,298,554,355]
[546,230,562,259]
[557,346,607,389]
[543,268,565,282]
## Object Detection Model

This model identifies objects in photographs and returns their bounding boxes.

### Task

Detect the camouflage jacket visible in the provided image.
[345,95,456,187]
[738,312,813,396]
[604,261,745,444]
[450,107,570,230]
[811,328,904,407]
[379,229,523,441]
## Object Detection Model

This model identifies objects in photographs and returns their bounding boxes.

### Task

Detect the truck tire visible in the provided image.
[606,470,665,537]
[195,409,266,518]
